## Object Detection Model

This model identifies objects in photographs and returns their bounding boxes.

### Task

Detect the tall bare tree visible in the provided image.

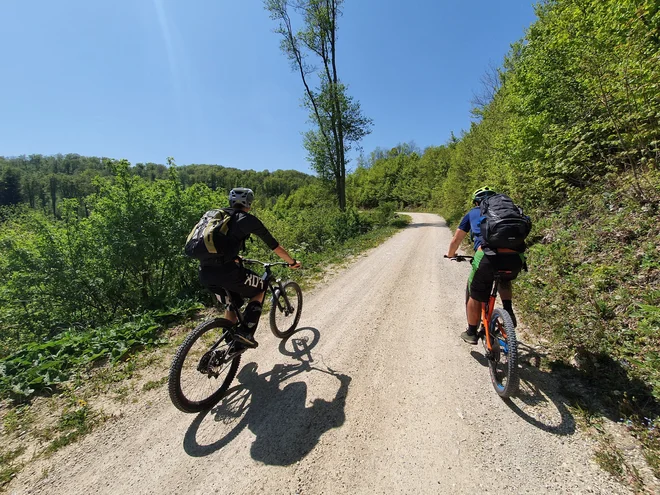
[265,0,372,210]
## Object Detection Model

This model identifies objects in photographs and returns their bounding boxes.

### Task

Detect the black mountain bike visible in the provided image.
[446,255,520,398]
[168,259,303,413]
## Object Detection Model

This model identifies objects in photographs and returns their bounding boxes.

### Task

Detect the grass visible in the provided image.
[142,376,167,392]
[2,406,34,436]
[0,446,25,486]
[568,404,646,491]
[44,400,107,455]
[507,186,660,487]
[630,419,660,480]
[593,436,644,492]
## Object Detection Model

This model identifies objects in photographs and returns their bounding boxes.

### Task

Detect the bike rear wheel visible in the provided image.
[486,308,519,398]
[269,281,303,338]
[168,318,241,413]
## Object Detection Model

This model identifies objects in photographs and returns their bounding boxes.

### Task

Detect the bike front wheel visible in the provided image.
[168,318,241,413]
[486,308,520,398]
[269,281,303,338]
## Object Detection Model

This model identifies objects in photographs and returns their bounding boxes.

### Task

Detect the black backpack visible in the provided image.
[184,208,237,259]
[479,194,532,249]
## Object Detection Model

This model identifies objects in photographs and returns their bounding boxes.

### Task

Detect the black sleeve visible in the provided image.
[238,214,279,250]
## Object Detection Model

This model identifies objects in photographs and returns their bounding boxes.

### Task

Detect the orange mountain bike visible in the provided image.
[446,255,520,398]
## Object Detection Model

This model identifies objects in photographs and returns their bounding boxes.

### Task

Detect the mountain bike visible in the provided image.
[446,255,520,398]
[168,259,303,413]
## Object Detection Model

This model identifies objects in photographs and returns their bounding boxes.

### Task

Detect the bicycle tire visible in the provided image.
[269,281,303,338]
[168,318,241,413]
[487,308,520,398]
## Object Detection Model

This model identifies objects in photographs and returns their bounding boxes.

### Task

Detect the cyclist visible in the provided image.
[445,186,525,344]
[198,187,301,349]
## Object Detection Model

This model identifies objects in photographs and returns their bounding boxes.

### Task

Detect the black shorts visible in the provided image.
[199,261,266,306]
[468,251,524,303]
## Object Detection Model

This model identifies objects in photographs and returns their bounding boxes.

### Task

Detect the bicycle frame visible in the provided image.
[481,276,500,353]
[481,271,512,353]
[219,260,294,327]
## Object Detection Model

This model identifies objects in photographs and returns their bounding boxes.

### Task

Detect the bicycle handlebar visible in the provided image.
[444,254,474,262]
[241,258,293,268]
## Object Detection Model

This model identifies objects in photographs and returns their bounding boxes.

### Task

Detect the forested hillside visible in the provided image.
[352,0,660,421]
[0,154,314,214]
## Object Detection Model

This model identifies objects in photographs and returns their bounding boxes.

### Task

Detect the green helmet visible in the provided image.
[472,186,497,203]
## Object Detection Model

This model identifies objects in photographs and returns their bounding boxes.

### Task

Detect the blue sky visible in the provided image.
[0,1,537,174]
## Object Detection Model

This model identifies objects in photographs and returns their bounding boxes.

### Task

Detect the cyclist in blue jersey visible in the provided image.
[445,186,525,344]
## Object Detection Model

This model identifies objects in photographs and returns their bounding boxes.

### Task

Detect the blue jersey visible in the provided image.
[458,207,483,251]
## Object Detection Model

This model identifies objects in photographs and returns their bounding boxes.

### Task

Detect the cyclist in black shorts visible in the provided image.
[198,187,301,348]
[445,186,525,344]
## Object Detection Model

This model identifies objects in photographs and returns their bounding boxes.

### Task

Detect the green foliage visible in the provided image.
[349,143,446,209]
[0,313,164,400]
[0,299,201,401]
[0,168,23,206]
[0,153,315,215]
[0,162,216,348]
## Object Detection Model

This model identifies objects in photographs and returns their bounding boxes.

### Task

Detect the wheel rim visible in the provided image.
[273,284,301,333]
[178,329,236,404]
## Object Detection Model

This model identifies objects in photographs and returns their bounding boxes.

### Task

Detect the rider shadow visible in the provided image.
[183,327,352,466]
[470,343,576,436]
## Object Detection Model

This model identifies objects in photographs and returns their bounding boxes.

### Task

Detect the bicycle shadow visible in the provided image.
[470,343,576,436]
[182,327,352,465]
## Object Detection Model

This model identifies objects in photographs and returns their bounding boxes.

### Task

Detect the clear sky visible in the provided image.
[0,1,537,174]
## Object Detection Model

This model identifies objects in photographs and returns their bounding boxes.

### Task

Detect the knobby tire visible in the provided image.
[168,318,241,413]
[269,281,303,338]
[487,308,520,398]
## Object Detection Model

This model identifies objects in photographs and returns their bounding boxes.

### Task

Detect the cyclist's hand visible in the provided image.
[289,260,301,269]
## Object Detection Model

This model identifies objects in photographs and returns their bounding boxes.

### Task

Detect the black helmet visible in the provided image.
[229,188,254,208]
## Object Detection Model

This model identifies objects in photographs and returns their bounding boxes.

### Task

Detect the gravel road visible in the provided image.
[9,213,629,495]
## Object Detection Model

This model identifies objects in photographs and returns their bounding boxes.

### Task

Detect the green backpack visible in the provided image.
[184,208,237,259]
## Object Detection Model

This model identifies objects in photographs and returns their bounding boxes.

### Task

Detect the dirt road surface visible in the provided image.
[9,213,628,495]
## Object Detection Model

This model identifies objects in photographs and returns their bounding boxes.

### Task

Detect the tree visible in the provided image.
[265,0,372,210]
[0,168,23,206]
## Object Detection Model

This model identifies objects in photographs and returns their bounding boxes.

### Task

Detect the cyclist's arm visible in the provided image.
[447,212,472,258]
[273,245,301,269]
[446,228,468,258]
[240,214,300,268]
[241,214,279,249]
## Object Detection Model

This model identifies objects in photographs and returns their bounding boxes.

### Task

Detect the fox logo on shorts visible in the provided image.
[244,273,264,290]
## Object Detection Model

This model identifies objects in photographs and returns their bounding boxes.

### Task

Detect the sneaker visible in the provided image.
[461,329,479,345]
[505,309,517,328]
[233,327,259,349]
